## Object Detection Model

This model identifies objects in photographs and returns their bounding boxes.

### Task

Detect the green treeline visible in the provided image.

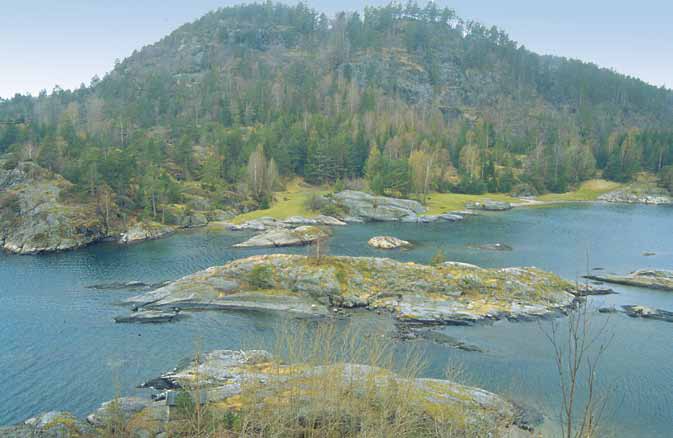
[1,1,673,215]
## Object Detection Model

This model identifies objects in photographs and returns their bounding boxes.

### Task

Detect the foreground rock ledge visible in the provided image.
[126,254,578,325]
[1,350,539,437]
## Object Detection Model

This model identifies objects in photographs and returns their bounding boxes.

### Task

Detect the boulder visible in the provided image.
[331,190,426,222]
[465,199,512,211]
[120,222,175,244]
[368,236,412,249]
[234,225,328,248]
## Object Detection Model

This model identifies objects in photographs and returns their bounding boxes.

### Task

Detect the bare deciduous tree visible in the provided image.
[542,298,613,438]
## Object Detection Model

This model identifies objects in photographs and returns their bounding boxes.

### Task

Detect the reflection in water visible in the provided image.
[1,203,672,437]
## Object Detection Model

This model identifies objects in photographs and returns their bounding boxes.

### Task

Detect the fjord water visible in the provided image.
[1,204,672,437]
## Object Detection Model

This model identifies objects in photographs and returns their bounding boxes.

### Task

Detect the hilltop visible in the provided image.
[1,2,672,252]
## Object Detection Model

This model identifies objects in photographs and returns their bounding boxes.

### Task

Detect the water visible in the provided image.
[1,203,672,437]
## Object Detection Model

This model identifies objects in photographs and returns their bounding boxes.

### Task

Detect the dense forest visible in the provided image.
[2,1,673,219]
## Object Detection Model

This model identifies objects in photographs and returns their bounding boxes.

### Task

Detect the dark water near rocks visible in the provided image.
[1,203,672,437]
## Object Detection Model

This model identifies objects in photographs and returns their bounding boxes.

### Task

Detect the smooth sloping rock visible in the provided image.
[114,310,184,324]
[120,221,175,244]
[313,215,347,226]
[234,225,328,248]
[87,280,170,292]
[368,236,412,249]
[332,190,426,221]
[585,269,673,291]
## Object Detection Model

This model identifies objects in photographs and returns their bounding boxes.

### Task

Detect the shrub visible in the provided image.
[247,265,274,289]
[430,249,446,266]
[304,193,326,212]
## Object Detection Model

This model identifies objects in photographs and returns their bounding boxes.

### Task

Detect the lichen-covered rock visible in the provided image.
[368,236,412,249]
[234,225,329,248]
[465,199,512,211]
[585,269,673,291]
[140,350,536,437]
[331,190,426,221]
[127,255,577,324]
[120,221,175,244]
[0,161,106,254]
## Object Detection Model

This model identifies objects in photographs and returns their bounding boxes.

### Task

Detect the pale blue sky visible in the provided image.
[1,0,671,98]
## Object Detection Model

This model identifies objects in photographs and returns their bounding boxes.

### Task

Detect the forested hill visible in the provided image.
[2,1,673,215]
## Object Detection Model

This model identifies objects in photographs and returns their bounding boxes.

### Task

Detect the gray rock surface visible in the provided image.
[120,222,175,244]
[234,225,329,248]
[331,190,426,221]
[465,199,512,211]
[114,310,184,324]
[598,186,672,205]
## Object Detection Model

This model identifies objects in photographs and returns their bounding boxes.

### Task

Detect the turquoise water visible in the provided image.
[1,203,672,437]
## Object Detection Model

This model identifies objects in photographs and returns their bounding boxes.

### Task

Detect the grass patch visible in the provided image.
[229,179,329,224]
[423,192,520,214]
[536,179,622,202]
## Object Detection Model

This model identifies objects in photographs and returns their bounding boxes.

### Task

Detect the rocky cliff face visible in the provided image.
[0,161,107,254]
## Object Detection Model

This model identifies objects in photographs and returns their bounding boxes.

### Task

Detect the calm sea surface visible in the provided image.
[1,203,672,437]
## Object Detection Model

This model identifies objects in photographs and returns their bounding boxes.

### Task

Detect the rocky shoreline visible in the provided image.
[3,160,671,256]
[585,269,673,291]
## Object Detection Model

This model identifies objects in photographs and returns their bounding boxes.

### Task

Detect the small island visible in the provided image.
[125,254,579,326]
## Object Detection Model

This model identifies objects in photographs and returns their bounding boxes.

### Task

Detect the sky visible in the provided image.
[1,0,671,99]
